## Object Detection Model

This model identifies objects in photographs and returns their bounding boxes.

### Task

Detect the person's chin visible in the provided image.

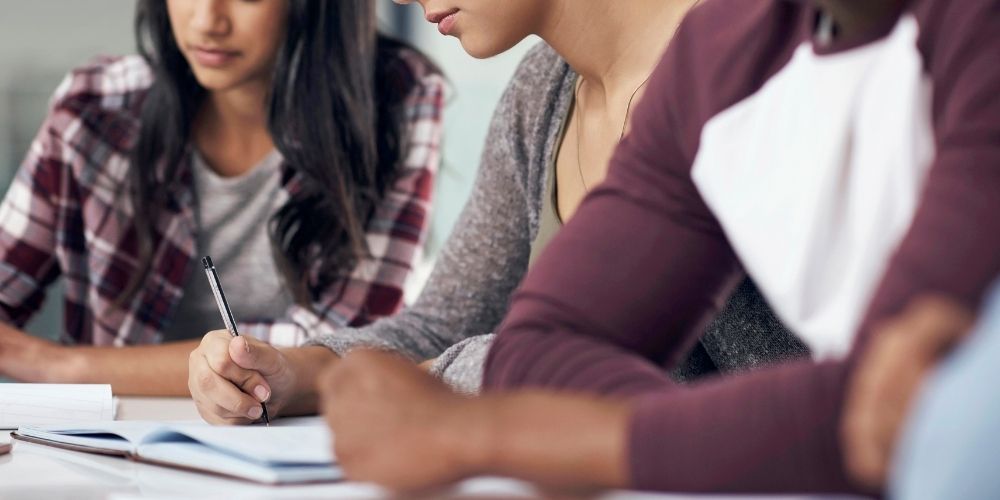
[190,70,243,92]
[461,37,511,60]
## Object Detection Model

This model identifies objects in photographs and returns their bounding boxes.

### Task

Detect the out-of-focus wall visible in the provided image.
[0,1,135,186]
[382,1,538,256]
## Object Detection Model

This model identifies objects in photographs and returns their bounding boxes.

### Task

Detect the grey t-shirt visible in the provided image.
[161,150,293,341]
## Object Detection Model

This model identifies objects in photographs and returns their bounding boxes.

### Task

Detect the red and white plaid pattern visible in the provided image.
[0,53,444,347]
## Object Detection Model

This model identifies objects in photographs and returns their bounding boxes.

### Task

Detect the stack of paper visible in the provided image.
[0,384,115,429]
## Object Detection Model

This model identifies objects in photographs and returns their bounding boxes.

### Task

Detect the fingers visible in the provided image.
[189,331,270,425]
[842,295,975,490]
[901,296,975,353]
[191,365,265,424]
[417,357,437,372]
[229,335,286,379]
[198,336,269,398]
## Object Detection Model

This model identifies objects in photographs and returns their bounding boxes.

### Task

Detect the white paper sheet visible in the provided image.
[0,384,114,429]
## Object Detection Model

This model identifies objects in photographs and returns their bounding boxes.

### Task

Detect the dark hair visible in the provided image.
[128,1,432,303]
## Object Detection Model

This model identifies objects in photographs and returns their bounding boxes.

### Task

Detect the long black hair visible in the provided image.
[128,1,432,303]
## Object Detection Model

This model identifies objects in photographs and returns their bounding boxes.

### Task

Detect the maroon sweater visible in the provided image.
[483,0,1000,493]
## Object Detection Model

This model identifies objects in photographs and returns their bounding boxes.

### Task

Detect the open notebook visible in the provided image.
[0,384,116,429]
[11,418,341,485]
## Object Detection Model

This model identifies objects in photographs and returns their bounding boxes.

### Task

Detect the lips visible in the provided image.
[425,8,458,23]
[426,8,459,36]
[189,46,241,68]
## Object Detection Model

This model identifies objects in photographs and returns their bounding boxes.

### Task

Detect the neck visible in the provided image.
[538,0,698,99]
[815,0,903,40]
[194,81,275,176]
[201,82,271,140]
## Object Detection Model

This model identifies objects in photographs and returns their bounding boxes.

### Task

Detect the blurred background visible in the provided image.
[0,0,537,340]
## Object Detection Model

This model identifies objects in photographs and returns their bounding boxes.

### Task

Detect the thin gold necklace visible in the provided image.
[572,0,700,192]
[573,74,652,192]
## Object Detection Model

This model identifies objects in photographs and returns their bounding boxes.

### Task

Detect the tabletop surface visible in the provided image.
[0,397,856,500]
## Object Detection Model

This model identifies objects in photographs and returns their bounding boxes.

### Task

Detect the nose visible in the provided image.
[191,0,231,36]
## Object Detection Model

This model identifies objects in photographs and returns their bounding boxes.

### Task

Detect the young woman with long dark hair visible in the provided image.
[0,0,443,397]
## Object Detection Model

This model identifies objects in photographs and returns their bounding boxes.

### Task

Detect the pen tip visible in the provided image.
[202,256,212,268]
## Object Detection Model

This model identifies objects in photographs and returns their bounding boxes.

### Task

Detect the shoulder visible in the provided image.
[671,0,806,105]
[909,0,1000,70]
[49,55,153,121]
[641,0,806,158]
[500,42,570,115]
[489,41,573,152]
[510,41,565,83]
[45,55,152,155]
[35,56,152,191]
[473,42,572,217]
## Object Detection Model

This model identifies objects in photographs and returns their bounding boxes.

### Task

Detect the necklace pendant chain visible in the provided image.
[574,73,653,193]
[572,0,700,192]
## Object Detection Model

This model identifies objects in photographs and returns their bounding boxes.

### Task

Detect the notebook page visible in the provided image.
[137,440,342,484]
[143,424,334,465]
[0,384,114,429]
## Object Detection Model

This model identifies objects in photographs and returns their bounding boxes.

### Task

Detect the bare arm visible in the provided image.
[319,350,630,493]
[0,322,197,395]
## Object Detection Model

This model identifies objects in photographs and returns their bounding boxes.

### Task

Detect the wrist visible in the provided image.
[443,396,499,477]
[34,341,87,383]
[2,332,82,382]
[54,346,89,383]
[280,346,337,415]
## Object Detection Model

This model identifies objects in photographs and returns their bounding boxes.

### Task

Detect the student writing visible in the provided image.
[188,0,807,423]
[0,0,444,396]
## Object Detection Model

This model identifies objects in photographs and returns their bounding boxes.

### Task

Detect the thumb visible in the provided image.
[229,336,285,377]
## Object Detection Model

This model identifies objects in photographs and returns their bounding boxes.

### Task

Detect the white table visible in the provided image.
[0,397,855,500]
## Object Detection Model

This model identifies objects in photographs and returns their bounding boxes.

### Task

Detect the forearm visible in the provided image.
[0,322,198,396]
[484,327,860,492]
[68,341,200,396]
[457,392,631,491]
[278,345,338,416]
[628,360,857,493]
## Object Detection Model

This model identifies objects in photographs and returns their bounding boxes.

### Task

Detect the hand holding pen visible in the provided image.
[202,256,270,426]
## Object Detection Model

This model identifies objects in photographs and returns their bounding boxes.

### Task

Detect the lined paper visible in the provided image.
[0,384,114,429]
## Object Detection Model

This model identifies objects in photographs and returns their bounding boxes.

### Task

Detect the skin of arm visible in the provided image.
[318,349,630,493]
[841,296,974,490]
[0,322,198,396]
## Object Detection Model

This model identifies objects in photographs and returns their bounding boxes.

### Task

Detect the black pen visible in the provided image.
[202,255,270,426]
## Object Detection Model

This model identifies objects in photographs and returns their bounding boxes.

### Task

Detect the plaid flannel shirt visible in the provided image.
[0,53,444,347]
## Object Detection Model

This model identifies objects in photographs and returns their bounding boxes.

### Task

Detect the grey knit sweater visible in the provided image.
[309,43,808,392]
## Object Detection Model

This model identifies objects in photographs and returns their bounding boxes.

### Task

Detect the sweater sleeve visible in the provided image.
[484,0,1000,493]
[304,46,558,360]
